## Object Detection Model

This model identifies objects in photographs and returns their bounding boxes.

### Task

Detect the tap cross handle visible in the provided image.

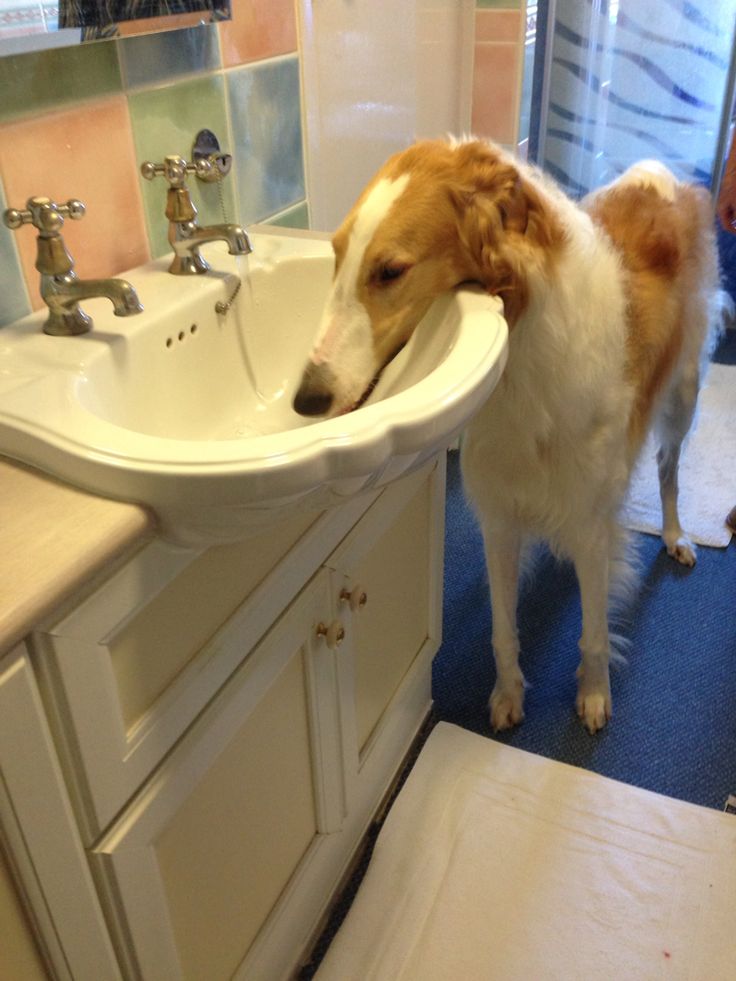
[3,197,85,236]
[140,155,212,188]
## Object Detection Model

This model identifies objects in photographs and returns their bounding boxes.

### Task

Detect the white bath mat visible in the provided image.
[316,723,736,980]
[621,363,736,547]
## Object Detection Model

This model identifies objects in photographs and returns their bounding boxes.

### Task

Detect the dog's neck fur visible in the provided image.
[463,180,635,551]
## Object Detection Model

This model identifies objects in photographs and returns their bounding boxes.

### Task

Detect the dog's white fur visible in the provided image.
[309,176,411,408]
[294,138,721,732]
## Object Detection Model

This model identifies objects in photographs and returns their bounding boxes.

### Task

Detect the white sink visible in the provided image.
[0,229,508,545]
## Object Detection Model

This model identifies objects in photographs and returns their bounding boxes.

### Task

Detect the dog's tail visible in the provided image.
[703,287,734,363]
[715,286,735,334]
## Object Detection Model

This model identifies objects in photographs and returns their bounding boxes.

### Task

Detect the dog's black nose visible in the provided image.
[293,387,334,416]
[293,363,335,416]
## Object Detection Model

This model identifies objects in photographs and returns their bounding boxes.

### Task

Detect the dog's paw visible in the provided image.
[663,532,697,567]
[575,662,611,734]
[576,691,611,733]
[489,682,525,732]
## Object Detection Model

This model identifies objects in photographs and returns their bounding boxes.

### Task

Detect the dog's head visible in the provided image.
[293,139,561,417]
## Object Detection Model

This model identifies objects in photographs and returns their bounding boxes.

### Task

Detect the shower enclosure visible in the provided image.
[528,0,736,197]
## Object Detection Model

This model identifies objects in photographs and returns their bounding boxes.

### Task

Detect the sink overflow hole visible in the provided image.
[165,324,198,349]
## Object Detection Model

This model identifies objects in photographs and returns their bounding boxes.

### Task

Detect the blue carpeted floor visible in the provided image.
[433,331,736,811]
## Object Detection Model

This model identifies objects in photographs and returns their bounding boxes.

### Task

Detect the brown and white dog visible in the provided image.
[293,138,721,733]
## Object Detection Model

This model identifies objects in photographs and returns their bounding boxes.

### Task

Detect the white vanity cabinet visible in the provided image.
[8,456,445,980]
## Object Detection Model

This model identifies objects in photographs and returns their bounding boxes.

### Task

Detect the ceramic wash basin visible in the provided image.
[0,229,508,545]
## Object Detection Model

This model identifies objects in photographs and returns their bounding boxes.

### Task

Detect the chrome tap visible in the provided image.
[3,197,143,336]
[141,155,252,275]
[170,219,252,275]
[41,272,142,332]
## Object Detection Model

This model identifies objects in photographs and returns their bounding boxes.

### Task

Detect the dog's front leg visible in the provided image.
[572,533,612,733]
[483,524,525,731]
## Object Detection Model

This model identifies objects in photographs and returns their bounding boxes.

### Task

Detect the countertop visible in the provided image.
[0,460,154,656]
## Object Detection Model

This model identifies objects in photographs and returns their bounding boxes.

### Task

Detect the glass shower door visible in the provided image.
[534,0,736,197]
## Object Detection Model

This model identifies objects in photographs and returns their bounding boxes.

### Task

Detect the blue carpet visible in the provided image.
[434,332,736,811]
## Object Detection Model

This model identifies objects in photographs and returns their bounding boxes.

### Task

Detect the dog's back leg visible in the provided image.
[482,522,526,731]
[655,365,699,566]
[571,525,614,733]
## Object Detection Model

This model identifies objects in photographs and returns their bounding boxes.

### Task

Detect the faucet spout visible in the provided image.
[169,220,252,275]
[41,273,143,336]
[188,223,252,255]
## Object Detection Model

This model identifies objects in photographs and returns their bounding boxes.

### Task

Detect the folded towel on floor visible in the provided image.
[317,723,736,980]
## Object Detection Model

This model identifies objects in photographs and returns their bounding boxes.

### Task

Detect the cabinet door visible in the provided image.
[327,459,445,814]
[93,570,356,981]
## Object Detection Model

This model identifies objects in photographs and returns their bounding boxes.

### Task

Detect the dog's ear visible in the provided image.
[448,152,525,229]
[453,197,529,327]
[498,177,529,234]
[499,172,566,250]
[448,161,531,326]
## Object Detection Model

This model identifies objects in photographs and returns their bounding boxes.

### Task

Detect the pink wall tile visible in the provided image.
[471,43,521,145]
[0,97,150,310]
[476,9,522,45]
[219,0,298,68]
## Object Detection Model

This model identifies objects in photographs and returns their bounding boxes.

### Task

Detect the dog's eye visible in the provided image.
[377,263,408,285]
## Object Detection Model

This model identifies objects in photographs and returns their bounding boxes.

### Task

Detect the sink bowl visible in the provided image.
[0,229,507,545]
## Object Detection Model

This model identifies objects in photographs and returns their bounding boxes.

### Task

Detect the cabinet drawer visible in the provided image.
[93,570,350,981]
[33,491,379,840]
[108,529,319,731]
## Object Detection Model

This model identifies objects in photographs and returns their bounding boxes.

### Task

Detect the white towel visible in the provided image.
[317,723,736,980]
[622,363,735,547]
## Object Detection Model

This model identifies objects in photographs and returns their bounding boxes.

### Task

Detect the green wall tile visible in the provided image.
[227,57,305,224]
[127,73,237,258]
[0,41,122,123]
[477,1,521,8]
[266,201,310,229]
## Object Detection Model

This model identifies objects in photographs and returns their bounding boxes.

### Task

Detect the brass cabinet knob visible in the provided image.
[316,620,345,649]
[340,584,368,612]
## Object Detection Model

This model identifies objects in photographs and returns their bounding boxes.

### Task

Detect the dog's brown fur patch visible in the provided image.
[584,181,716,453]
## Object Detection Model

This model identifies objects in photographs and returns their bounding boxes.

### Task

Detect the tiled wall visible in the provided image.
[0,0,308,327]
[471,0,525,150]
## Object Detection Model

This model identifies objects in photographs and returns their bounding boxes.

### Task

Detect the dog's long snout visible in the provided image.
[293,362,336,416]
